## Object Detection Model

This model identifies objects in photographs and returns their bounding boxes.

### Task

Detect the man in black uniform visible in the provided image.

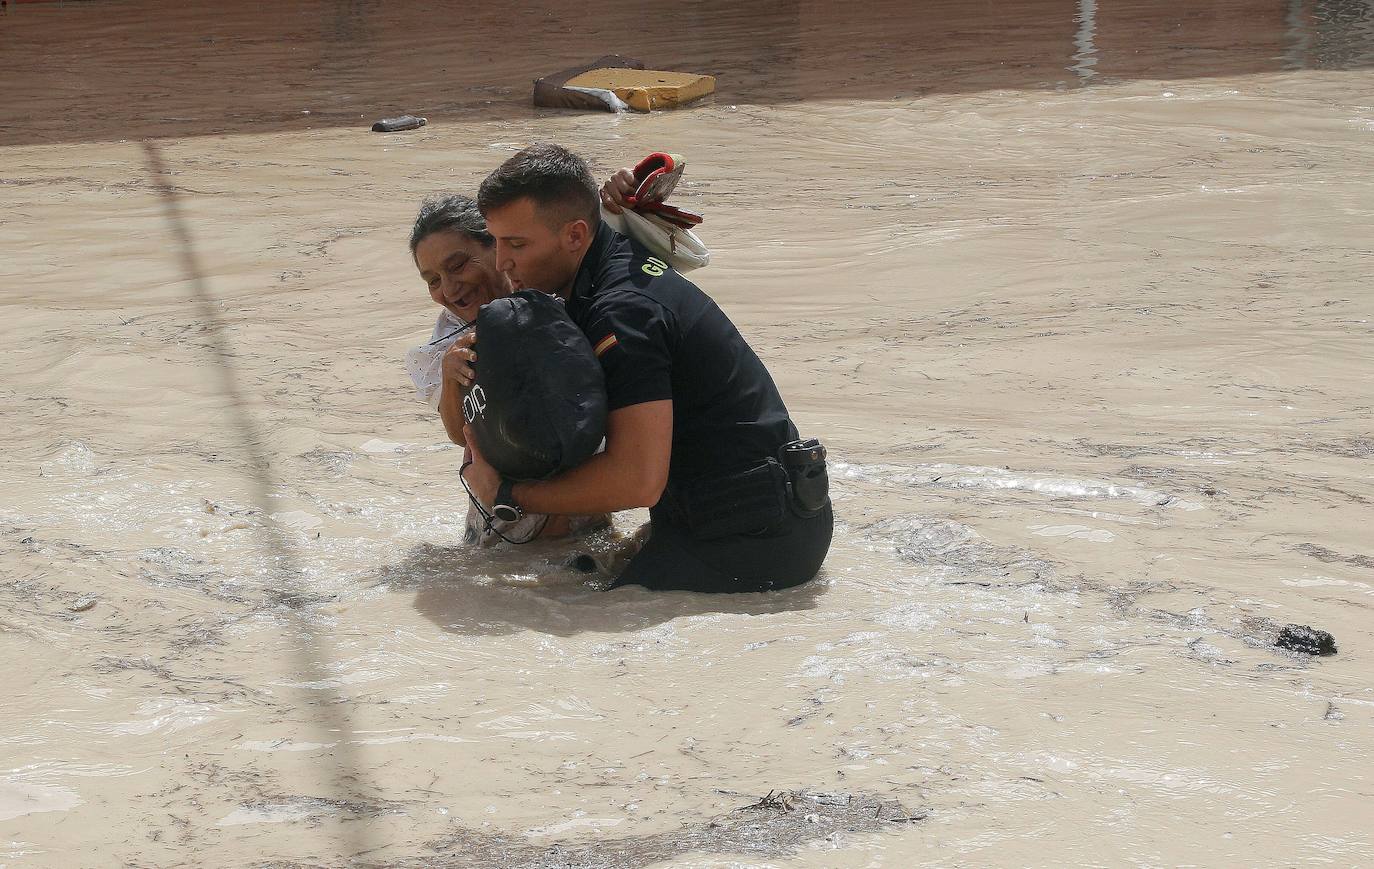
[462,143,832,592]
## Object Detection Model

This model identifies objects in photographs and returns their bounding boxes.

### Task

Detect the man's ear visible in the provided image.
[562,218,591,253]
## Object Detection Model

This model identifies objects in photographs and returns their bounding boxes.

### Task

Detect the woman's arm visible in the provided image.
[437,331,478,446]
[437,380,466,446]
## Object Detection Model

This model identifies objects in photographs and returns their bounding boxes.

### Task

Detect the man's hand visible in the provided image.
[460,431,500,508]
[599,167,637,215]
[442,329,478,390]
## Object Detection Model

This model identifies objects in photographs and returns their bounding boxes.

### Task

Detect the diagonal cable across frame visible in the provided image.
[142,139,370,860]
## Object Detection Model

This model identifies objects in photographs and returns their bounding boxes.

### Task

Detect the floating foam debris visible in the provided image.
[272,669,383,690]
[40,440,97,475]
[564,68,715,112]
[533,54,643,112]
[359,438,406,454]
[833,461,1202,510]
[352,733,476,747]
[526,816,625,837]
[1028,524,1116,543]
[863,515,1054,580]
[296,446,353,476]
[0,779,82,822]
[216,795,400,826]
[428,790,923,864]
[237,739,337,753]
[216,803,318,826]
[1281,576,1374,595]
[269,510,322,532]
[532,55,715,113]
[358,438,452,456]
[105,697,221,736]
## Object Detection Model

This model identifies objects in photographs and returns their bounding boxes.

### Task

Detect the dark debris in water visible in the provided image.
[1274,623,1337,656]
[395,790,923,869]
[1306,436,1374,459]
[1236,616,1339,658]
[1101,585,1342,663]
[1291,542,1374,570]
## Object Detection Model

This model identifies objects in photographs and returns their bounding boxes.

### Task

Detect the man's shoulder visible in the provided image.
[596,237,703,307]
[582,279,675,328]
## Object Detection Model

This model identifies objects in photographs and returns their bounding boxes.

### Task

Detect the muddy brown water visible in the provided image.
[2,0,1372,865]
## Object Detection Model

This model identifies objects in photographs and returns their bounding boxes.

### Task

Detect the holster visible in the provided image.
[779,437,830,519]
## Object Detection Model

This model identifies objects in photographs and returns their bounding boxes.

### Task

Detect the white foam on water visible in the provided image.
[238,739,338,753]
[352,733,476,746]
[102,698,222,737]
[270,510,323,531]
[216,804,320,826]
[1282,576,1373,595]
[359,438,407,454]
[832,461,1205,510]
[1028,524,1117,542]
[525,816,624,838]
[0,780,82,823]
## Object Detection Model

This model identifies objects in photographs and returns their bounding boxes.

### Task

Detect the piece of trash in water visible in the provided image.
[563,68,716,113]
[533,55,715,113]
[1275,623,1337,656]
[69,597,97,613]
[534,55,645,113]
[371,115,426,132]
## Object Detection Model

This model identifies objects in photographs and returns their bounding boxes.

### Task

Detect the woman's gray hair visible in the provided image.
[409,194,494,254]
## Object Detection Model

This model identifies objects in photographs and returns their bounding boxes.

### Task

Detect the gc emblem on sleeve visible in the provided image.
[641,256,668,277]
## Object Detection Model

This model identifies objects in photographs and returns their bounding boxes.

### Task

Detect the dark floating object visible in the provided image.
[1275,623,1337,656]
[566,554,598,574]
[371,115,426,132]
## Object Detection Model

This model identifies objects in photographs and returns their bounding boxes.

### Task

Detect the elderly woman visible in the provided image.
[406,194,609,546]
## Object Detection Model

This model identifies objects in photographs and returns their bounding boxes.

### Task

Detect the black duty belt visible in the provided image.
[663,438,830,541]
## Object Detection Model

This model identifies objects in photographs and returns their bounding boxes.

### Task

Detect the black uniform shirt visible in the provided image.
[565,223,798,487]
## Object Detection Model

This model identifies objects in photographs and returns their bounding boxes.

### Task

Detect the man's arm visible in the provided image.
[465,400,673,515]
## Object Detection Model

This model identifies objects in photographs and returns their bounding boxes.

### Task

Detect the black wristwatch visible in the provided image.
[493,477,523,523]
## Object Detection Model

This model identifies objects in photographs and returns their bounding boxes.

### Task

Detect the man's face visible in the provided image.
[483,197,585,297]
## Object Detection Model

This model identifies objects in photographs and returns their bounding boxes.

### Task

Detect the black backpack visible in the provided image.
[463,289,608,480]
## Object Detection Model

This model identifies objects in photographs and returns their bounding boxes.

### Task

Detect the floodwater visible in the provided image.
[2,0,1372,865]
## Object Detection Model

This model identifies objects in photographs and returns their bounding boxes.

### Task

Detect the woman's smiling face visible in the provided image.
[414,229,511,323]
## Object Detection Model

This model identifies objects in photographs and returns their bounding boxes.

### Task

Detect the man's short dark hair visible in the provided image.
[478,143,600,231]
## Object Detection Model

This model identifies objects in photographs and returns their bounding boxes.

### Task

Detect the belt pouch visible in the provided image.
[675,459,789,540]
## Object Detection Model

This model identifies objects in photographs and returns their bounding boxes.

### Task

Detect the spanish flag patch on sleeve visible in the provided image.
[593,333,619,357]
